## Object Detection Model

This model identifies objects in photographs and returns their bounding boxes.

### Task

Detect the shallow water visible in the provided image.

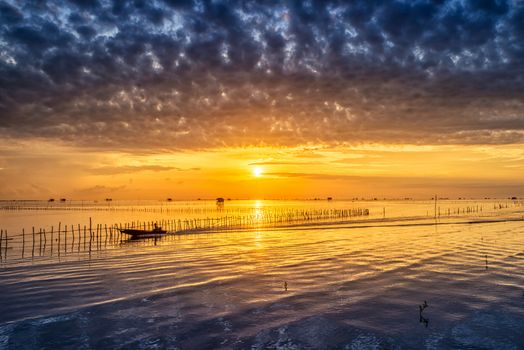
[1,201,524,349]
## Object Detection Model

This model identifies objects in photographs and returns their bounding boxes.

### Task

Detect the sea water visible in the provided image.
[0,200,523,349]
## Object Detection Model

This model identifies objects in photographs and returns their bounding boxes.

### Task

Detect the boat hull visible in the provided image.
[119,229,167,238]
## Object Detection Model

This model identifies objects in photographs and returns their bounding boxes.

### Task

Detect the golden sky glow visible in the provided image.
[2,2,524,200]
[1,138,523,200]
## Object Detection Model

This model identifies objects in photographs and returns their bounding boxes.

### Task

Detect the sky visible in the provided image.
[1,0,524,199]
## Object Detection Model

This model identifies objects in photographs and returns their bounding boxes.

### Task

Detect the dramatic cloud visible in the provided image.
[89,165,196,175]
[1,0,524,150]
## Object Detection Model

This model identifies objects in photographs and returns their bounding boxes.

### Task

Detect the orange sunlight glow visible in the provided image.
[253,167,264,177]
[1,142,524,200]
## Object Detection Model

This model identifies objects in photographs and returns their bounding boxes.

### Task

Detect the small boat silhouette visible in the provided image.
[118,225,167,238]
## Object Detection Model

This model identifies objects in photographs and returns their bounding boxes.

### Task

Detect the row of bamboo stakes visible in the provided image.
[1,200,518,213]
[0,208,371,261]
[0,218,126,261]
[0,201,522,262]
[430,203,515,217]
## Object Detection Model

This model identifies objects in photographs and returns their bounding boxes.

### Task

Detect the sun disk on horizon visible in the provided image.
[253,167,263,177]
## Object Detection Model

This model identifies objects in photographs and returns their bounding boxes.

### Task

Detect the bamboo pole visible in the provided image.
[32,227,35,258]
[64,225,67,254]
[38,228,42,256]
[3,230,6,260]
[58,222,61,256]
[22,228,25,258]
[50,226,54,256]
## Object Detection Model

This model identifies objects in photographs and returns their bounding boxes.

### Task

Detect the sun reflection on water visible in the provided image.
[254,200,264,223]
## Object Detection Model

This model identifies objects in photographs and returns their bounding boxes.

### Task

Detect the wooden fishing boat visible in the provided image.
[119,227,167,238]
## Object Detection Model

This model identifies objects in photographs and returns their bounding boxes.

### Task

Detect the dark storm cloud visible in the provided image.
[1,0,524,150]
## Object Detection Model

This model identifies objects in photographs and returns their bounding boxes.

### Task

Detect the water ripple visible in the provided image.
[1,216,524,348]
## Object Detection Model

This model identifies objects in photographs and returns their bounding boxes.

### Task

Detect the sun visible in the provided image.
[253,167,263,177]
